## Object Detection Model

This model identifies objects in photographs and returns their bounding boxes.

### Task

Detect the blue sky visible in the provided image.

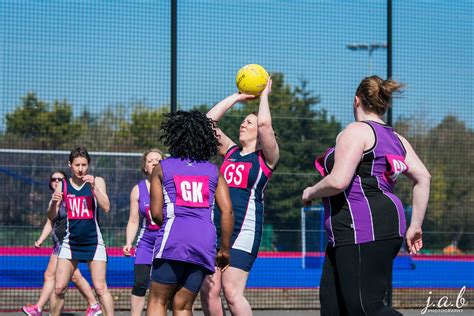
[1,0,473,134]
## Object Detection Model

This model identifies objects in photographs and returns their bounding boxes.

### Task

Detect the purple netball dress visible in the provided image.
[153,158,219,273]
[134,179,160,265]
[316,121,409,247]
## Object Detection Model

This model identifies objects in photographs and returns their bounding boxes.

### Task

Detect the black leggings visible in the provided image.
[132,264,152,297]
[320,238,403,316]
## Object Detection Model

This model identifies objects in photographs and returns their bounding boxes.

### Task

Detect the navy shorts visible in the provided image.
[229,248,257,272]
[150,259,210,294]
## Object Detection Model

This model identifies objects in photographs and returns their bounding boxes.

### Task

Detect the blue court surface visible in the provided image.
[0,254,472,289]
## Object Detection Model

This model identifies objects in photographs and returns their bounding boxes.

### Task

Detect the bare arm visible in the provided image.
[47,182,62,220]
[35,218,53,248]
[123,185,140,256]
[150,163,164,226]
[214,174,234,270]
[257,79,279,168]
[398,135,431,254]
[207,93,255,156]
[302,123,370,202]
[87,176,110,212]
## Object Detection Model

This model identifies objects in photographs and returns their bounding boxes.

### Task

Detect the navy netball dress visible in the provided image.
[58,179,107,261]
[214,145,273,256]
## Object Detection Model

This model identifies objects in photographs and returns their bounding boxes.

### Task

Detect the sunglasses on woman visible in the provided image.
[50,177,64,182]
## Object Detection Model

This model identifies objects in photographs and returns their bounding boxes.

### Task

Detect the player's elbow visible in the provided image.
[415,170,431,187]
[101,202,111,213]
[258,121,272,132]
[330,176,350,192]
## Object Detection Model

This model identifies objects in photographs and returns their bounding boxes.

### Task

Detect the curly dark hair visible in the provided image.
[160,110,220,162]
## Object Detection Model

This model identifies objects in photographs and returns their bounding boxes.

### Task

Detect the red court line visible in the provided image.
[1,247,473,261]
[0,246,128,256]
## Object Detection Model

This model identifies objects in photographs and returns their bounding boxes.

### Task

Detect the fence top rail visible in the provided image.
[0,149,142,157]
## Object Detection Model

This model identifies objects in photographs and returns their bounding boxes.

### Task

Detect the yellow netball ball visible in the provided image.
[236,64,269,96]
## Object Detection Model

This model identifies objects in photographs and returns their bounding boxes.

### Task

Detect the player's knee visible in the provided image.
[70,273,79,284]
[44,269,55,282]
[201,282,220,299]
[222,284,241,304]
[54,284,67,297]
[173,295,193,311]
[94,283,109,297]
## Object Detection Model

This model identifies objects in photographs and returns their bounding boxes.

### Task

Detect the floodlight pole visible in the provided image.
[387,0,393,126]
[346,42,388,75]
[171,0,177,112]
[387,0,394,307]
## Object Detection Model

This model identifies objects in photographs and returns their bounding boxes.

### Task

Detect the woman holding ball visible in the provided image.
[200,78,279,316]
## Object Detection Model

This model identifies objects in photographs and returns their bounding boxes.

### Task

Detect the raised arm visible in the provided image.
[302,122,369,202]
[123,185,140,256]
[398,135,431,255]
[207,93,255,156]
[257,78,279,168]
[214,174,234,270]
[35,218,53,248]
[150,163,164,226]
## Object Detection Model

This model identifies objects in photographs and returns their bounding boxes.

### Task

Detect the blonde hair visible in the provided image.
[141,148,164,174]
[356,75,404,116]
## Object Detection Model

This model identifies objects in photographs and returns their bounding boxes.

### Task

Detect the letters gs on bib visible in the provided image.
[174,175,210,207]
[220,161,252,188]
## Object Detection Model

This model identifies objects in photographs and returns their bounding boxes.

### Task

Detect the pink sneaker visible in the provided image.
[21,304,42,316]
[85,304,103,316]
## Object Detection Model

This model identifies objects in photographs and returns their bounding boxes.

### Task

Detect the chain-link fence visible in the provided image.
[1,0,473,312]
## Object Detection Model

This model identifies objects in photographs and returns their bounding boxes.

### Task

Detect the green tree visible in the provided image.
[394,116,474,252]
[425,116,474,251]
[124,105,167,149]
[74,106,138,152]
[5,93,80,148]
